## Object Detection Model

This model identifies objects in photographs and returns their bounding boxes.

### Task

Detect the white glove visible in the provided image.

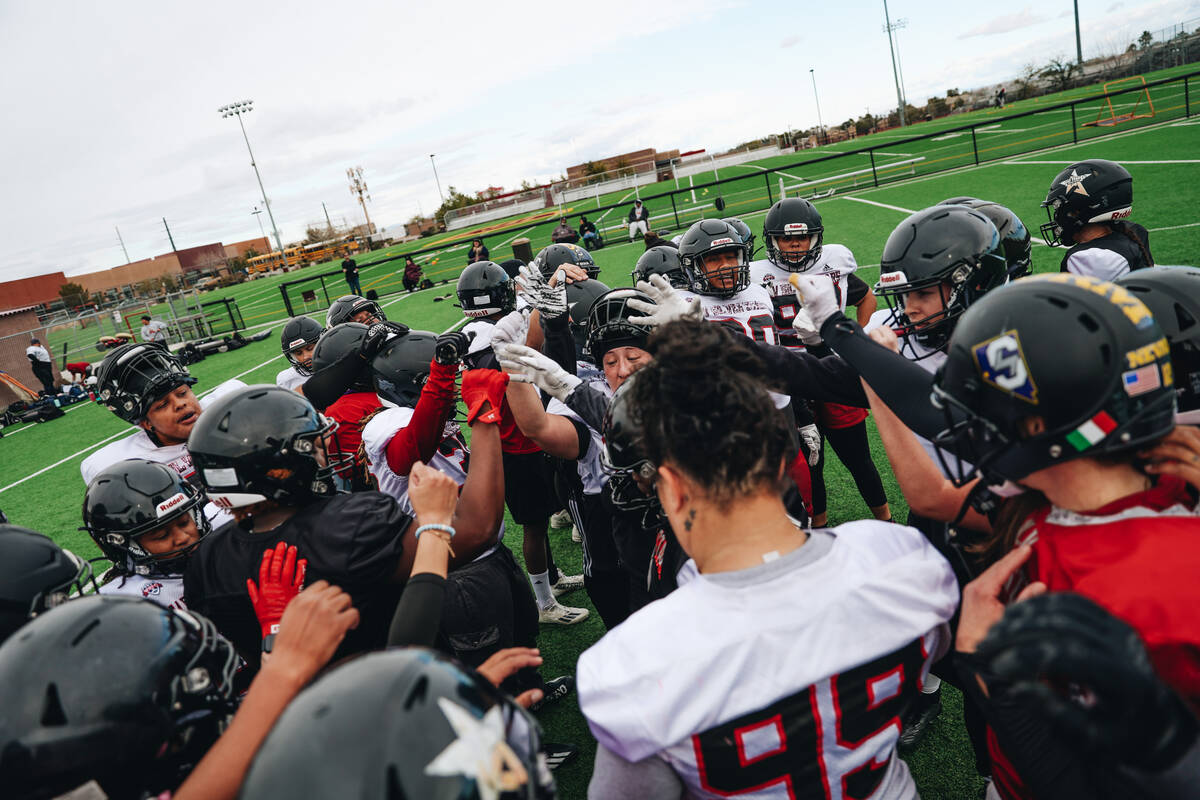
[627,274,703,327]
[789,274,842,331]
[791,306,824,346]
[494,343,581,402]
[490,310,530,348]
[517,266,567,319]
[799,423,822,466]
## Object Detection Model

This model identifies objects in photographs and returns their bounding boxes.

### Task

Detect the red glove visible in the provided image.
[461,369,509,425]
[246,542,307,639]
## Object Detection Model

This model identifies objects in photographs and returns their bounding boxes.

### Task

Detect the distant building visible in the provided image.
[404,217,440,238]
[565,148,683,183]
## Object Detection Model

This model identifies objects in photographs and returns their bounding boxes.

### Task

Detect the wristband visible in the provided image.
[415,523,456,557]
[261,633,276,653]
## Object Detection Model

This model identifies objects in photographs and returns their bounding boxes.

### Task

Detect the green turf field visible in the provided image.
[3,112,1198,799]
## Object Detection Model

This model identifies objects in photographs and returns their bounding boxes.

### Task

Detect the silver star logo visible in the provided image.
[425,697,528,800]
[1059,169,1090,197]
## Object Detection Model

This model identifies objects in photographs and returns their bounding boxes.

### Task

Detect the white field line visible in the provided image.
[1003,159,1200,165]
[840,197,1052,246]
[1147,221,1200,232]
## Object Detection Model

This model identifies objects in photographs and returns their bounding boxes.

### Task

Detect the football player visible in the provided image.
[0,524,94,644]
[937,196,1032,279]
[1040,158,1153,279]
[531,241,600,281]
[325,293,386,327]
[456,261,587,625]
[577,320,957,800]
[183,384,503,672]
[82,458,211,609]
[755,199,889,528]
[931,274,1200,800]
[276,315,323,392]
[632,245,689,289]
[82,343,244,527]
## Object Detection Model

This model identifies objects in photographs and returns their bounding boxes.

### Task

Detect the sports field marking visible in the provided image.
[842,197,916,214]
[1147,221,1200,232]
[1003,159,1200,165]
[495,226,537,247]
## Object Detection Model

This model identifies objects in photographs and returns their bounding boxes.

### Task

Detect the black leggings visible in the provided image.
[811,419,887,517]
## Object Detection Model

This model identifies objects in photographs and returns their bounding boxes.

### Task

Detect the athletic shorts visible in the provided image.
[501,450,559,524]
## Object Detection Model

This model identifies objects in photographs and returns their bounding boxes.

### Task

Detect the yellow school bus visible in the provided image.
[248,252,286,273]
[283,246,307,268]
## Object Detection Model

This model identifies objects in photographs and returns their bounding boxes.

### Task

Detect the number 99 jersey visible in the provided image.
[578,520,957,799]
[751,244,859,350]
[676,283,779,346]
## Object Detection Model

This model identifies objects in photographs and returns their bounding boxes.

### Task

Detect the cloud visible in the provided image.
[961,7,1048,37]
[780,34,802,48]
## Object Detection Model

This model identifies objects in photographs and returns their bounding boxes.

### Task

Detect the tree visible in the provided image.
[582,161,609,184]
[614,157,634,177]
[854,113,875,135]
[1138,30,1153,50]
[58,281,87,309]
[1013,63,1039,100]
[304,224,337,244]
[243,247,259,259]
[161,275,177,293]
[1039,57,1078,93]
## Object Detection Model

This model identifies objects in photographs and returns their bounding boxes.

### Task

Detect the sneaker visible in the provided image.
[538,601,589,626]
[571,525,581,543]
[529,674,575,712]
[541,741,579,770]
[551,573,584,598]
[549,509,572,529]
[898,687,942,748]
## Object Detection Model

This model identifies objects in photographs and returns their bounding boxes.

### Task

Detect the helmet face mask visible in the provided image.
[679,219,750,298]
[931,274,1177,487]
[585,289,651,364]
[326,295,386,327]
[96,344,198,423]
[281,317,325,376]
[601,375,660,513]
[763,198,825,272]
[456,261,517,318]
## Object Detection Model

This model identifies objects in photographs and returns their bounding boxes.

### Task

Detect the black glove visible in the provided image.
[434,331,474,366]
[977,592,1198,771]
[360,321,410,360]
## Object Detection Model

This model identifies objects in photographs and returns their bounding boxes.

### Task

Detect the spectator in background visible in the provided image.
[627,199,650,240]
[402,256,422,293]
[642,230,676,251]
[579,216,602,250]
[25,338,56,394]
[140,315,169,344]
[551,218,579,244]
[341,255,362,295]
[467,239,489,264]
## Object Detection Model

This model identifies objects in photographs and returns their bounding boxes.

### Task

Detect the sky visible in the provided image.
[1,0,1196,283]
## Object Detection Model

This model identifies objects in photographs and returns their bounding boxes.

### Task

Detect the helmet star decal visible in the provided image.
[1058,168,1091,197]
[425,697,529,799]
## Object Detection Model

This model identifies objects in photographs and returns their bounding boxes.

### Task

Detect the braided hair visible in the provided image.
[630,321,796,503]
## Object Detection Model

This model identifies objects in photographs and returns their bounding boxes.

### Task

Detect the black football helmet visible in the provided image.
[533,242,599,280]
[311,322,374,393]
[632,246,688,288]
[96,343,197,423]
[875,205,1008,358]
[457,260,517,318]
[931,274,1176,486]
[938,197,1032,279]
[566,279,610,362]
[763,198,824,272]
[585,288,652,363]
[370,330,438,407]
[0,525,94,645]
[723,216,756,257]
[188,385,345,508]
[1040,159,1134,247]
[280,316,325,375]
[1116,266,1200,422]
[601,374,658,512]
[240,647,555,800]
[82,459,211,576]
[327,294,386,327]
[678,218,750,298]
[0,596,237,800]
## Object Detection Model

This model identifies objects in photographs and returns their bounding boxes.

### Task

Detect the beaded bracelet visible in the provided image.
[415,523,456,557]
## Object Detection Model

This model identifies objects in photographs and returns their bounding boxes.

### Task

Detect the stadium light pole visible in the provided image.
[810,69,826,145]
[1073,0,1083,64]
[430,154,445,204]
[882,0,907,126]
[219,100,284,253]
[251,206,267,242]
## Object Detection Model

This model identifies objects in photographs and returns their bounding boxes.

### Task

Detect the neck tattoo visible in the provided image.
[684,508,696,532]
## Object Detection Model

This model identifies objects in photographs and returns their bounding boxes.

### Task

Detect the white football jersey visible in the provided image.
[678,283,779,345]
[546,376,612,496]
[1064,247,1130,282]
[99,573,187,609]
[275,365,306,391]
[752,244,858,349]
[579,521,957,800]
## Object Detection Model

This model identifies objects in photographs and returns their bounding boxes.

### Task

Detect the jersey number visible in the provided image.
[692,640,926,799]
[715,314,776,345]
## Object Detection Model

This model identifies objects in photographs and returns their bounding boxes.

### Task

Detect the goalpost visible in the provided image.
[1082,75,1156,128]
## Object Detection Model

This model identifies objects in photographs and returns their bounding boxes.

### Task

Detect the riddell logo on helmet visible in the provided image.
[288,337,307,348]
[1110,208,1132,220]
[156,492,188,518]
[878,272,907,285]
[710,237,735,247]
[783,223,809,234]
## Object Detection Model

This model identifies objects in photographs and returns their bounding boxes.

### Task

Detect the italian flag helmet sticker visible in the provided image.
[1065,411,1117,452]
